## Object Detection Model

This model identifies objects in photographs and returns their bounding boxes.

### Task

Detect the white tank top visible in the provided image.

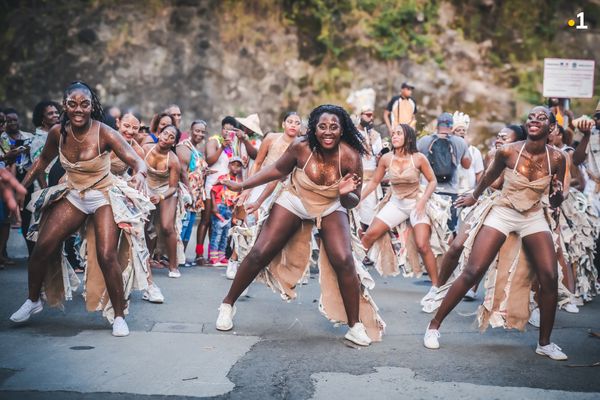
[205,137,230,189]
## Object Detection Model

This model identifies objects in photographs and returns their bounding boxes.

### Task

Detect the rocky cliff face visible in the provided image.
[1,0,598,146]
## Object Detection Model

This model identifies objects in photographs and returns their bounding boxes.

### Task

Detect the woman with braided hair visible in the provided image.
[9,81,153,337]
[216,104,385,346]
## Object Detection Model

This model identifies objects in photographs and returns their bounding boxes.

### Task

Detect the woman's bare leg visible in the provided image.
[429,226,506,330]
[437,223,470,286]
[159,196,179,272]
[413,223,438,286]
[196,199,212,260]
[223,204,302,305]
[93,205,127,318]
[360,218,392,250]
[320,211,360,327]
[28,199,87,301]
[522,232,558,346]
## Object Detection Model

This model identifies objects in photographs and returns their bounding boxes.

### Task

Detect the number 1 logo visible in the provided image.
[576,12,588,30]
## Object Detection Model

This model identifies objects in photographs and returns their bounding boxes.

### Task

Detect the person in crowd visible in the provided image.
[384,82,417,132]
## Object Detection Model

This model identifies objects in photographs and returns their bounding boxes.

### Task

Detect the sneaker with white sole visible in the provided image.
[168,269,181,278]
[563,302,579,314]
[535,342,567,361]
[226,260,239,280]
[344,322,371,346]
[424,325,440,349]
[216,303,236,331]
[420,286,438,306]
[112,317,130,337]
[10,299,43,323]
[463,288,477,301]
[142,283,165,303]
[528,307,540,328]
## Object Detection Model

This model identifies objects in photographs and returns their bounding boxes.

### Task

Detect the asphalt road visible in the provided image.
[0,236,599,399]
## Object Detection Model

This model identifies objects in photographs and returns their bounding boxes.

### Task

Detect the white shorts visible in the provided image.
[275,190,346,221]
[375,197,429,228]
[482,205,550,237]
[66,189,109,215]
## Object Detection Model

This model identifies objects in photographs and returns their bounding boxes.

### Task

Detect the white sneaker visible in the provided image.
[420,286,438,306]
[168,269,181,278]
[422,300,441,314]
[563,302,579,314]
[216,303,236,331]
[142,283,165,303]
[463,289,477,301]
[344,322,371,346]
[10,299,43,323]
[536,342,568,361]
[528,308,540,328]
[112,317,130,337]
[226,260,239,280]
[424,325,440,349]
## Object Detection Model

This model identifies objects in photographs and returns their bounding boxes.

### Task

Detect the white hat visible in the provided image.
[452,111,470,131]
[235,114,264,136]
[346,88,376,115]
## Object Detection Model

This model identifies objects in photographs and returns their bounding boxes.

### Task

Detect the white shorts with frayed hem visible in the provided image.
[66,189,109,215]
[482,205,550,237]
[275,190,346,221]
[374,197,430,228]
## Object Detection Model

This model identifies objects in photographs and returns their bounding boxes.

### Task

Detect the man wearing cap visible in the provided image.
[417,112,471,232]
[384,82,417,133]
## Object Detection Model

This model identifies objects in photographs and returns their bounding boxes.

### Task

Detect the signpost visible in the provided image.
[543,58,595,98]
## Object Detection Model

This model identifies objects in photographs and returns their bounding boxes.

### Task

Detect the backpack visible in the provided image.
[427,135,456,183]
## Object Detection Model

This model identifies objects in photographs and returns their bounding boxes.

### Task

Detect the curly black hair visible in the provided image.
[32,100,60,128]
[305,104,365,154]
[60,81,104,142]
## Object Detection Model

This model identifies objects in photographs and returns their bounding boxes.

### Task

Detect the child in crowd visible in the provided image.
[209,157,243,265]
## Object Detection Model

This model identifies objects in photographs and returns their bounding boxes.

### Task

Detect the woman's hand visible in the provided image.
[577,120,594,135]
[415,198,427,219]
[1,169,27,212]
[221,179,244,193]
[131,171,147,193]
[549,176,564,208]
[149,194,161,205]
[339,173,361,196]
[454,193,477,208]
[245,201,261,214]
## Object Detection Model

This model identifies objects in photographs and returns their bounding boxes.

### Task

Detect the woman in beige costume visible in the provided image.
[424,106,568,361]
[360,124,441,305]
[9,81,151,337]
[143,125,186,279]
[217,105,384,346]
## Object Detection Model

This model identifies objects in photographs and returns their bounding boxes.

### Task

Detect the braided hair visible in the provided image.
[60,81,104,142]
[305,104,365,155]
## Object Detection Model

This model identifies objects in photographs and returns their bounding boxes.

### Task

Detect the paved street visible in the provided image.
[0,232,599,400]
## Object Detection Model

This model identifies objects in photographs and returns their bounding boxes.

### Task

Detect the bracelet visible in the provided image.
[469,193,478,201]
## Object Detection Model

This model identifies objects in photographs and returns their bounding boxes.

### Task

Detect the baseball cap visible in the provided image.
[401,82,415,89]
[437,112,453,127]
[229,156,243,165]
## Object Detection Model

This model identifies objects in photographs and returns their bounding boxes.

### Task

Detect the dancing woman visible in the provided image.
[216,105,384,346]
[10,81,152,337]
[359,124,441,304]
[424,106,568,360]
[143,125,186,278]
[111,113,146,177]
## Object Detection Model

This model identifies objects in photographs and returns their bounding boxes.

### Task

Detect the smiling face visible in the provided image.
[158,126,177,150]
[315,113,341,150]
[191,122,206,144]
[64,89,92,129]
[119,114,140,141]
[282,114,301,138]
[526,106,553,141]
[43,105,60,128]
